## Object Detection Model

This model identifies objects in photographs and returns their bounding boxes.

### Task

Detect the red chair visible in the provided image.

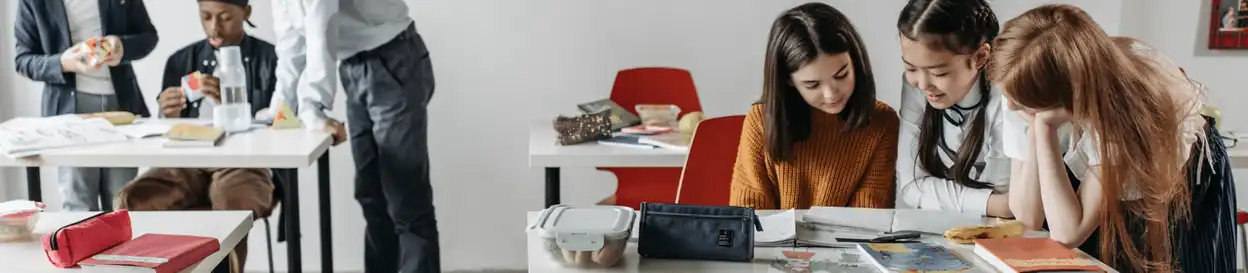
[600,67,703,210]
[674,115,746,206]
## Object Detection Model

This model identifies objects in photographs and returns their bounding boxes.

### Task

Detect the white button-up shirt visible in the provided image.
[269,0,414,130]
[896,80,1012,215]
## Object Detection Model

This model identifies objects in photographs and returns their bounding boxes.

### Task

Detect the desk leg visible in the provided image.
[284,169,302,273]
[317,152,333,273]
[25,167,41,202]
[545,167,560,208]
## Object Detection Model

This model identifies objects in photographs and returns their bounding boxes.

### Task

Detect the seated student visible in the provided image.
[991,5,1236,272]
[14,0,158,212]
[730,2,900,210]
[894,0,1013,217]
[114,0,284,270]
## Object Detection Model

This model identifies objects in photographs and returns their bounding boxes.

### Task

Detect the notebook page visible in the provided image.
[755,209,797,244]
[891,209,988,234]
[803,207,894,232]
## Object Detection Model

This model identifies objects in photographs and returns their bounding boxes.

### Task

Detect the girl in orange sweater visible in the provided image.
[729,3,900,210]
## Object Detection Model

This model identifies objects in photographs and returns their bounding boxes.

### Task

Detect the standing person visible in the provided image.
[730,2,900,210]
[14,0,158,211]
[894,0,1013,218]
[113,0,286,271]
[269,0,439,272]
[992,5,1236,272]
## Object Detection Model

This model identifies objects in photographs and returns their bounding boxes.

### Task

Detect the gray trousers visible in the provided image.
[339,24,440,273]
[58,92,138,211]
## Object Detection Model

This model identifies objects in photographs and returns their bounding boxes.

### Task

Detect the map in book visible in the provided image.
[768,249,879,273]
[858,243,973,273]
[0,116,128,158]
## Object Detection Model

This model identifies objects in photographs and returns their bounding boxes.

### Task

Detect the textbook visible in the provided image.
[973,238,1104,272]
[858,243,973,272]
[162,123,225,148]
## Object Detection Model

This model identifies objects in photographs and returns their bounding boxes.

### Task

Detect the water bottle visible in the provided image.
[212,46,251,132]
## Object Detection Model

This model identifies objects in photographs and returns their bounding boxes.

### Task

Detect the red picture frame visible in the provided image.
[1210,0,1248,49]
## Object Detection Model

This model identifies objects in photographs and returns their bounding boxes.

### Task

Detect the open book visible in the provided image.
[755,208,989,248]
[0,116,129,158]
[804,207,988,235]
[755,210,853,247]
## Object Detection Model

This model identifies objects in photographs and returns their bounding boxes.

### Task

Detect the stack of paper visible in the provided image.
[0,116,129,158]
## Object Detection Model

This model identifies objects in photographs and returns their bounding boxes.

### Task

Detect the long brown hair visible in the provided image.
[762,3,877,162]
[989,5,1188,272]
[897,0,998,189]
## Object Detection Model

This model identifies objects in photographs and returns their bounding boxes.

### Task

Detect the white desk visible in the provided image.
[525,210,1117,273]
[0,211,252,273]
[0,119,334,273]
[529,124,688,207]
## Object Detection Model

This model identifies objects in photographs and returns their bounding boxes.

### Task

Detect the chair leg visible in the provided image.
[264,217,275,273]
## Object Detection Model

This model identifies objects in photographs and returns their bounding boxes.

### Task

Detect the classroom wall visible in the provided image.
[8,1,1239,272]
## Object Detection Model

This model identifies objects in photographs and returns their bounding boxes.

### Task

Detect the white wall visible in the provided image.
[6,1,1216,272]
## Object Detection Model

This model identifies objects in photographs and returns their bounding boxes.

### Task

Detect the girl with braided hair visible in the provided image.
[894,0,1012,218]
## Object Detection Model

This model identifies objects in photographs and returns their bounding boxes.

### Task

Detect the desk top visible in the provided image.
[525,210,1117,273]
[0,119,331,168]
[529,124,687,168]
[0,211,253,273]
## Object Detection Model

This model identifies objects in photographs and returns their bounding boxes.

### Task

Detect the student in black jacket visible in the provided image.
[113,1,285,271]
[14,0,158,212]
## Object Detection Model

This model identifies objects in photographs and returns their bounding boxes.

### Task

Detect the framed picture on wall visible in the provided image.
[1210,0,1248,49]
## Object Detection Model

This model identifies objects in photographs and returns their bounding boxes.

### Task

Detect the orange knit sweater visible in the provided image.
[729,101,899,210]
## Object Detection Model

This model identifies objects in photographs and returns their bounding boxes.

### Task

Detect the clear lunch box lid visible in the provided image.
[531,205,635,251]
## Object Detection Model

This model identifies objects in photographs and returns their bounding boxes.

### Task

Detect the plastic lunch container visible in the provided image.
[531,205,635,268]
[0,201,44,243]
[635,104,681,128]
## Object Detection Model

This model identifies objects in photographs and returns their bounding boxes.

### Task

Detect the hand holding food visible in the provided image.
[158,87,187,118]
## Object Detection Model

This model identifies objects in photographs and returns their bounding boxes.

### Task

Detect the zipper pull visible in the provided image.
[753,214,763,232]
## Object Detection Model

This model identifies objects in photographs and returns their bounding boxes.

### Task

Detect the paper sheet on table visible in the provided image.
[755,209,798,246]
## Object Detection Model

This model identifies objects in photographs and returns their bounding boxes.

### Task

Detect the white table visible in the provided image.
[529,124,688,207]
[525,210,1117,273]
[0,211,252,273]
[0,119,334,273]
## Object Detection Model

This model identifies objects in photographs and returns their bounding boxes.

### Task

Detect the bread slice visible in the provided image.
[78,111,136,125]
[944,220,1026,244]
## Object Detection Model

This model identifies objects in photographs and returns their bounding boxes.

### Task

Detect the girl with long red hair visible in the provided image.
[991,4,1236,272]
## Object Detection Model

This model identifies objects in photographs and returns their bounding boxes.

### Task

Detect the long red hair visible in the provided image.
[988,5,1188,272]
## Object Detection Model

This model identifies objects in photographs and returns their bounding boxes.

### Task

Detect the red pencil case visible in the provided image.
[41,210,132,268]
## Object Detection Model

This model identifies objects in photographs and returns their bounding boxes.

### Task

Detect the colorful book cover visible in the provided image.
[858,243,972,273]
[768,249,878,273]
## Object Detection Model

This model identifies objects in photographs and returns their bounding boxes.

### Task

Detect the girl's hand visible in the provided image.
[1034,108,1073,127]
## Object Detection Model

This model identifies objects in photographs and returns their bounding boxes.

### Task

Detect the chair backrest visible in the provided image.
[674,115,746,206]
[609,67,703,115]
